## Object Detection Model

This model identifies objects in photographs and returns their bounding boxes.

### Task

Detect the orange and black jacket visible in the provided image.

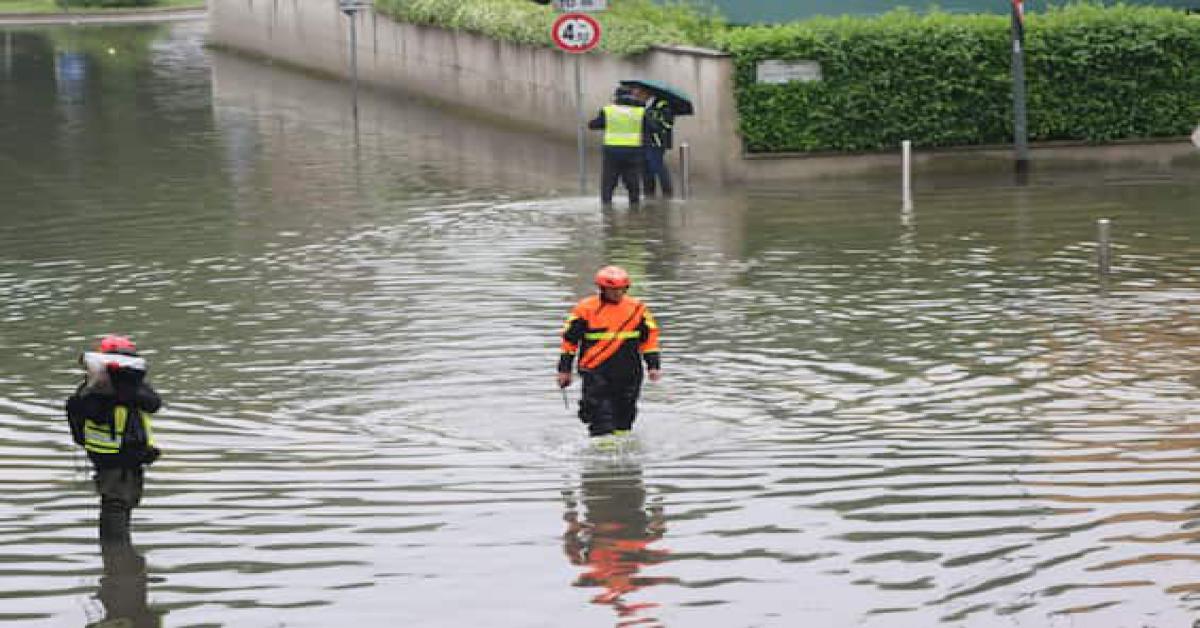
[559,295,660,375]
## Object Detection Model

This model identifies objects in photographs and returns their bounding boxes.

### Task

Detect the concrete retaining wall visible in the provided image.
[209,0,1199,185]
[209,0,744,181]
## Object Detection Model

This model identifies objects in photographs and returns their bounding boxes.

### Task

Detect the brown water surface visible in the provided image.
[2,21,1199,628]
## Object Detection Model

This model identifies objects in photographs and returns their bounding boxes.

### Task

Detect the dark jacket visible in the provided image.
[66,375,161,469]
[558,294,661,379]
[645,97,675,149]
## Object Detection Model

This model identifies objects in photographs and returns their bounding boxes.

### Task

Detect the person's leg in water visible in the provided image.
[610,375,643,435]
[611,149,641,207]
[623,152,644,206]
[599,149,620,207]
[647,147,672,198]
[95,467,143,547]
[597,149,619,206]
[642,146,657,197]
[579,371,617,437]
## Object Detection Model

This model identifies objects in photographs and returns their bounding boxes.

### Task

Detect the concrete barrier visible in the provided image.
[209,0,744,181]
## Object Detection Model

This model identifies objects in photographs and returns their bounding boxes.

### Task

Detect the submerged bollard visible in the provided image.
[901,140,913,211]
[679,142,691,200]
[1097,218,1111,276]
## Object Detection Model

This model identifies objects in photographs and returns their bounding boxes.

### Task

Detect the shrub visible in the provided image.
[375,0,725,55]
[718,4,1200,153]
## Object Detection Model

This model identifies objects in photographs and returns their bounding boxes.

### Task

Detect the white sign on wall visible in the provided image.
[756,60,822,84]
[338,0,370,13]
[554,0,606,12]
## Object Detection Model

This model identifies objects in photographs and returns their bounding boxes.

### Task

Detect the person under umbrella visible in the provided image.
[588,87,660,207]
[629,85,674,199]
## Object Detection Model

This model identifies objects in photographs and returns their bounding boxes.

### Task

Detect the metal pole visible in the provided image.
[901,140,913,211]
[678,142,691,200]
[1011,0,1030,176]
[574,54,585,196]
[4,32,11,80]
[1097,219,1111,276]
[349,11,360,117]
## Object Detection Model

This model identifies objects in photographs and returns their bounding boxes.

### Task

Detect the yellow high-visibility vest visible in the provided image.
[83,405,155,456]
[603,105,645,147]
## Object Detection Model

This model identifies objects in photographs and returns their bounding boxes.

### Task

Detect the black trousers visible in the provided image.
[643,146,673,197]
[578,370,644,437]
[94,466,144,546]
[600,147,643,205]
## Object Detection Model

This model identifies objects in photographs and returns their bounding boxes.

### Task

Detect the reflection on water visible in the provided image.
[88,542,161,628]
[563,458,672,626]
[1,19,1200,628]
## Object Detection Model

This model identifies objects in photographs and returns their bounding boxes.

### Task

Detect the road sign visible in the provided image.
[553,0,606,11]
[339,0,370,14]
[551,12,601,54]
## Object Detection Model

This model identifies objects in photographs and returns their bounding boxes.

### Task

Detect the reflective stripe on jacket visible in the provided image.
[602,105,645,148]
[646,98,674,148]
[83,405,155,457]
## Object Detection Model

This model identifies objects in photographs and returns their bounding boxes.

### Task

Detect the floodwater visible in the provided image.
[2,21,1199,628]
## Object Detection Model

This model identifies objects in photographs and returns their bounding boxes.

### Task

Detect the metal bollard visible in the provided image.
[678,142,691,200]
[901,140,913,211]
[1097,218,1111,276]
[4,32,12,79]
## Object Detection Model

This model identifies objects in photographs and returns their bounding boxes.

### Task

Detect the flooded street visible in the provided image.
[2,21,1199,627]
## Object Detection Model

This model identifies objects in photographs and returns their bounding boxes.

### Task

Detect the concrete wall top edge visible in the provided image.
[648,43,730,59]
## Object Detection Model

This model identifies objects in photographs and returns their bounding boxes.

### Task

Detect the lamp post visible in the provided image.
[339,0,371,118]
[1011,0,1030,177]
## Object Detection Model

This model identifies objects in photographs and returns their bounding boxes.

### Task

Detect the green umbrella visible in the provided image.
[619,79,694,116]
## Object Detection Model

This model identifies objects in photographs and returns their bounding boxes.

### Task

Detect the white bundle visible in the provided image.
[81,351,147,389]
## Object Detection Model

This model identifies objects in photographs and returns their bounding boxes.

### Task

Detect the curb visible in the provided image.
[0,6,205,24]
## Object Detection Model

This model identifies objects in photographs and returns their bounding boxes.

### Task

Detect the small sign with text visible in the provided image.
[553,0,606,12]
[756,60,822,84]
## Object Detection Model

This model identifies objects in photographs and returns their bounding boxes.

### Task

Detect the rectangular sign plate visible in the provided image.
[554,0,606,12]
[756,60,822,85]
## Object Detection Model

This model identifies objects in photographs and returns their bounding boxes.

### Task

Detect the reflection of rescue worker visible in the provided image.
[66,335,163,547]
[562,464,670,621]
[630,86,674,199]
[556,266,661,437]
[588,87,659,207]
[87,543,163,628]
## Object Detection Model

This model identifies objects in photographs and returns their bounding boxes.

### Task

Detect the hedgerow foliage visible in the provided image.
[375,0,725,55]
[718,4,1200,153]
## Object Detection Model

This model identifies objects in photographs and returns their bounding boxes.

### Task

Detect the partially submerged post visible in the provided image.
[4,32,12,79]
[549,4,605,195]
[901,140,913,211]
[1011,0,1031,176]
[574,56,585,195]
[339,0,371,117]
[679,142,691,200]
[1097,218,1112,276]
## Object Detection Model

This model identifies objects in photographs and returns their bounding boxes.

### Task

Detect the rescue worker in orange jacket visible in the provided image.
[557,266,661,437]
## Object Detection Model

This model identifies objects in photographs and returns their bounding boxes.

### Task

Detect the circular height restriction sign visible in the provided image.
[552,12,601,54]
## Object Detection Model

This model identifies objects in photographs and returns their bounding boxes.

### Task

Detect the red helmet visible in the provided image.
[594,265,631,289]
[97,334,138,356]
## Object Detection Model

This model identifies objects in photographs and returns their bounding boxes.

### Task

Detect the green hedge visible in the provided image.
[375,0,725,55]
[718,4,1200,153]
